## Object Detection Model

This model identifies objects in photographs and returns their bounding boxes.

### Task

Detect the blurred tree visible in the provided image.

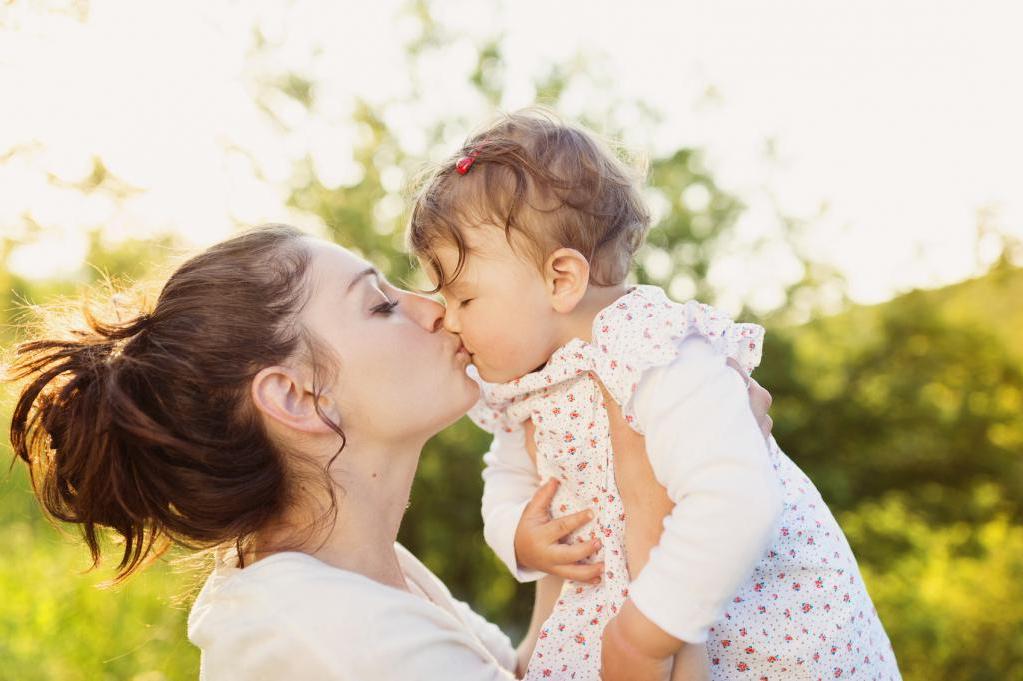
[759,272,1023,526]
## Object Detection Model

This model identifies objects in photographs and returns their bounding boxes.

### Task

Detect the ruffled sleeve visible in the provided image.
[468,399,519,434]
[589,286,765,435]
[466,366,537,434]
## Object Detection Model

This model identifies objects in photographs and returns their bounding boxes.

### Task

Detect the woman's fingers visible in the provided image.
[522,418,539,465]
[747,378,774,438]
[550,561,605,583]
[749,378,772,410]
[544,508,595,542]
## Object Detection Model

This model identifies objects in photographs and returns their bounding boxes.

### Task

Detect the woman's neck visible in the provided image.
[251,439,421,592]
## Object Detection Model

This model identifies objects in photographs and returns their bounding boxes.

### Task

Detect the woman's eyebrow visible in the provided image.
[346,267,379,294]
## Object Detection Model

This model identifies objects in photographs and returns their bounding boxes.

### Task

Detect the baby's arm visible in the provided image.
[602,335,784,679]
[482,425,604,582]
[481,427,547,582]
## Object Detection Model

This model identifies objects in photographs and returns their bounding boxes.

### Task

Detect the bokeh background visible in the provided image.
[2,1,1022,679]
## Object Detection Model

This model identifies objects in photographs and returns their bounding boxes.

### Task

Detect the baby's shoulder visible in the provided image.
[595,286,742,351]
[590,287,765,420]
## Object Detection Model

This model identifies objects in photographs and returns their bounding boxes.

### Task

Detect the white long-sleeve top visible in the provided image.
[187,543,518,681]
[474,286,784,650]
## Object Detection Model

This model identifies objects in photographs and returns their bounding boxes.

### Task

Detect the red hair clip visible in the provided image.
[455,141,488,175]
[455,150,479,175]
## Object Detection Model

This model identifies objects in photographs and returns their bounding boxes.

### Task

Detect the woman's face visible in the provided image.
[298,238,479,445]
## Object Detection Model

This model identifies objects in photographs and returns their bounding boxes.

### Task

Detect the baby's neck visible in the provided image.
[557,282,631,345]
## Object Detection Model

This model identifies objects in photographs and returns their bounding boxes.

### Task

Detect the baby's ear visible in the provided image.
[544,248,590,314]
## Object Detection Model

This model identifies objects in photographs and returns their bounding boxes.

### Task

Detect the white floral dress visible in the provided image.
[470,285,900,681]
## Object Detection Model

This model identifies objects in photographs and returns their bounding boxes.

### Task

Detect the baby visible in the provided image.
[408,108,901,681]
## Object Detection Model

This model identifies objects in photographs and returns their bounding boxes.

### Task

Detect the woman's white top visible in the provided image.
[187,543,518,681]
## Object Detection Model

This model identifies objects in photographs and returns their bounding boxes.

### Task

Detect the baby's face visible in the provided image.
[426,227,565,384]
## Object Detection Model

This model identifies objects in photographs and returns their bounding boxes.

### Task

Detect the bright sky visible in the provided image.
[2,0,1021,312]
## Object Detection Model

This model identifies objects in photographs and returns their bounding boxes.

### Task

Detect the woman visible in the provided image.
[7,225,773,680]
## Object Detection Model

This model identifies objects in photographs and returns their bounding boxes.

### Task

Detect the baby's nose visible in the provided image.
[441,307,460,335]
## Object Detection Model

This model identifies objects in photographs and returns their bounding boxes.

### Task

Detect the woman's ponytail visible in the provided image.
[5,224,330,582]
[8,305,172,579]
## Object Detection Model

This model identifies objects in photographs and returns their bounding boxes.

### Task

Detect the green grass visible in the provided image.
[0,463,201,681]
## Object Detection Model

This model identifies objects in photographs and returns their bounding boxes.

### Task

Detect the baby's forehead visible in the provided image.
[460,222,514,252]
[431,224,517,269]
[430,252,479,293]
[425,221,546,295]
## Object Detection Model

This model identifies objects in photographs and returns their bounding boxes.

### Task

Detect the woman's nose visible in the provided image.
[402,290,446,332]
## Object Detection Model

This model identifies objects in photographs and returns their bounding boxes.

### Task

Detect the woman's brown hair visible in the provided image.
[5,224,343,582]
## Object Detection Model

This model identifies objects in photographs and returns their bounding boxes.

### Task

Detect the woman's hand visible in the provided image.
[601,600,676,681]
[725,357,773,439]
[602,599,710,681]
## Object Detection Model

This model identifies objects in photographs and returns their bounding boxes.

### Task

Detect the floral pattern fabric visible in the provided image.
[471,285,900,681]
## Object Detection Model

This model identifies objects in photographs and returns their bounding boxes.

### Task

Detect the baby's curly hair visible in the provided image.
[408,107,651,291]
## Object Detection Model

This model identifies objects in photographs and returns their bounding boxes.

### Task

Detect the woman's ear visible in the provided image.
[250,365,340,435]
[544,248,591,314]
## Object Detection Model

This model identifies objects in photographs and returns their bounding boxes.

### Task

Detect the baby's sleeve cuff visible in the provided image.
[484,498,545,584]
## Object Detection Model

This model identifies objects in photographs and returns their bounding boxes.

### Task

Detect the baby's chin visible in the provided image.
[473,358,547,385]
[472,363,508,385]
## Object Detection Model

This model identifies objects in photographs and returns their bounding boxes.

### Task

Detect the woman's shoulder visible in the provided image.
[187,545,516,680]
[186,551,367,678]
[190,546,439,625]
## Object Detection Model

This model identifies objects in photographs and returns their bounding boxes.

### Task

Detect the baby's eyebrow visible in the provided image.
[443,276,472,296]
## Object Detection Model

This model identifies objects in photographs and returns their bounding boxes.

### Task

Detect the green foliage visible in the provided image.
[288,100,418,282]
[841,496,1023,680]
[399,418,534,638]
[758,270,1023,525]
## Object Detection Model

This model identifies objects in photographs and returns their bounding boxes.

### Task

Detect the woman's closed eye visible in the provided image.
[371,298,399,315]
[369,276,401,315]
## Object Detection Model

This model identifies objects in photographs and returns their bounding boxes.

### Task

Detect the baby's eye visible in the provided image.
[460,298,474,308]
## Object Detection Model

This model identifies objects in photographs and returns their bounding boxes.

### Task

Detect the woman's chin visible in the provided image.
[459,376,481,407]
[423,370,480,433]
[444,377,481,423]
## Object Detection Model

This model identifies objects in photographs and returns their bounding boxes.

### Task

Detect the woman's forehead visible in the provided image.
[308,239,370,279]
[300,241,379,308]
